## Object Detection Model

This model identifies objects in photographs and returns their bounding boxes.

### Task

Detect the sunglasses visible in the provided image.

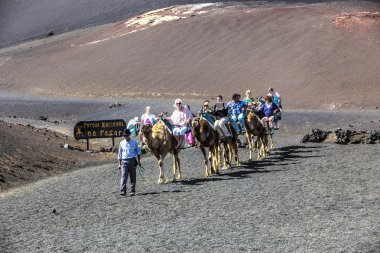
[203,104,209,106]
[176,102,181,105]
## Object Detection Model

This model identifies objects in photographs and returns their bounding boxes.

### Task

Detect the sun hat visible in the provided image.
[173,98,183,107]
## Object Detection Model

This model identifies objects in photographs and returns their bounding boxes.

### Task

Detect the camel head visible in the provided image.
[192,117,211,142]
[192,117,209,133]
[191,117,200,130]
[246,111,256,123]
[140,124,153,139]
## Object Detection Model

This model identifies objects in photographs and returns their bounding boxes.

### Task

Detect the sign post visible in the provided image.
[74,119,126,150]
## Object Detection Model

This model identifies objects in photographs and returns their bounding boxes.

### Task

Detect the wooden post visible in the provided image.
[112,137,115,147]
[86,139,89,150]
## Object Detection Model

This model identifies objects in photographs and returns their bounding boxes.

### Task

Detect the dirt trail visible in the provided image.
[1,96,379,252]
[1,140,379,252]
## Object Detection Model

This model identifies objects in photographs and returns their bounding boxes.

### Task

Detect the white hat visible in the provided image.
[173,98,183,107]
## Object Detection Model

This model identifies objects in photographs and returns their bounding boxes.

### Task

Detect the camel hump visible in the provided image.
[152,122,168,138]
[152,121,165,132]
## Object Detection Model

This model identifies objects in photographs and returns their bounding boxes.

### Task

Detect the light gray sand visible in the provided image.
[1,142,379,252]
[1,96,379,252]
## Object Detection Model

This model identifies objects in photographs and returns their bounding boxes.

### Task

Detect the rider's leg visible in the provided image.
[220,117,231,137]
[230,115,240,133]
[214,120,225,138]
[261,117,269,133]
[173,128,181,148]
[268,116,275,128]
[238,113,245,132]
[179,127,188,148]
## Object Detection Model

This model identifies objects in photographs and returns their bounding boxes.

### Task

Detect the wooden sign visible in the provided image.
[74,119,126,141]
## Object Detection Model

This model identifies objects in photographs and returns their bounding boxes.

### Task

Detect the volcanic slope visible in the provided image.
[0,1,379,109]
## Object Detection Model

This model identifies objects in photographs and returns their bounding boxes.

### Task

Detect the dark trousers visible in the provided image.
[120,158,136,193]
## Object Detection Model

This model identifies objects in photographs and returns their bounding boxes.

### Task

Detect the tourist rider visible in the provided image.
[118,129,141,196]
[259,95,280,134]
[268,87,282,109]
[227,93,247,134]
[139,106,156,144]
[167,98,193,149]
[243,89,254,103]
[213,95,232,140]
[268,87,282,129]
[200,100,214,115]
[126,116,140,138]
[140,106,156,125]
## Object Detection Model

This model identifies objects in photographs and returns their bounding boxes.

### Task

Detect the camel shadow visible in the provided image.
[181,144,325,184]
[139,189,185,196]
[179,176,234,186]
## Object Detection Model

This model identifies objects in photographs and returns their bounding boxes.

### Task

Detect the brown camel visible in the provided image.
[218,121,240,169]
[141,121,181,183]
[245,111,270,160]
[191,116,220,177]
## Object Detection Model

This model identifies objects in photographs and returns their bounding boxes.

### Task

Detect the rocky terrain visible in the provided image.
[302,128,380,144]
[0,0,379,252]
[0,120,114,191]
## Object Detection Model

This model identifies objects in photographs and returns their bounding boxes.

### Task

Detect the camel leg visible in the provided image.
[258,138,265,160]
[171,153,178,183]
[201,147,209,177]
[270,133,275,149]
[262,134,269,157]
[218,144,223,168]
[214,145,220,175]
[234,143,241,166]
[223,142,231,170]
[263,135,270,158]
[216,144,222,169]
[175,153,182,180]
[253,137,257,152]
[210,146,219,175]
[246,132,253,161]
[157,153,166,184]
[208,148,214,175]
[228,143,233,168]
[256,139,262,160]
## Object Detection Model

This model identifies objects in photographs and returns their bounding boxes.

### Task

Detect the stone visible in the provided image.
[38,116,48,121]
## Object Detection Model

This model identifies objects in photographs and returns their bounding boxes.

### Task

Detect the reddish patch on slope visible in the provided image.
[333,12,380,31]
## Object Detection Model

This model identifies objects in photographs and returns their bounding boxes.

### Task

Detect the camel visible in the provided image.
[140,120,181,183]
[217,121,241,169]
[245,111,270,160]
[191,116,220,177]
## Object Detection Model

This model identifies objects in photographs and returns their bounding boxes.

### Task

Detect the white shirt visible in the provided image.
[141,113,156,125]
[118,139,139,160]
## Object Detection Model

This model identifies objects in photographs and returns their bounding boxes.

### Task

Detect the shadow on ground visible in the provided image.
[179,145,325,186]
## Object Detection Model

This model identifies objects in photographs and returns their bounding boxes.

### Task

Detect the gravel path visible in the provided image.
[1,95,379,252]
[1,140,379,252]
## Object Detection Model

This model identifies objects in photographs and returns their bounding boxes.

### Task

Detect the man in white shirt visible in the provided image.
[118,129,141,196]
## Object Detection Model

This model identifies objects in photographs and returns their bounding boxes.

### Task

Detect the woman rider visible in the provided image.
[259,95,280,134]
